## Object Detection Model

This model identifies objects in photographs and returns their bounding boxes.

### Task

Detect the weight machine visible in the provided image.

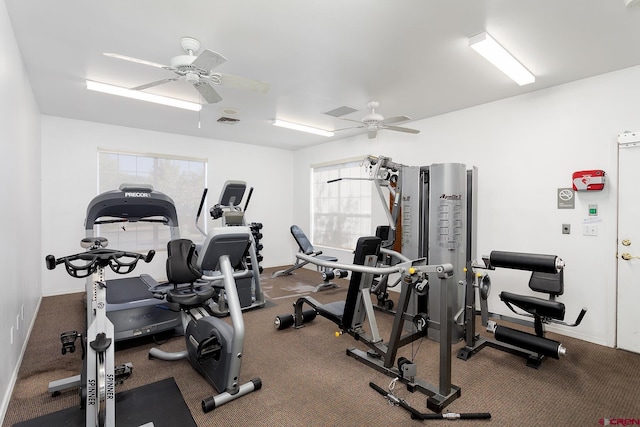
[276,235,462,412]
[350,156,477,343]
[45,238,155,427]
[457,250,587,368]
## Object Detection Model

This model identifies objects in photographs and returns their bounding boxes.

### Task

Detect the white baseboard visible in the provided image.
[0,296,42,426]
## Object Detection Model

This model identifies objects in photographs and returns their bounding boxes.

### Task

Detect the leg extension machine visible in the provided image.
[457,250,587,368]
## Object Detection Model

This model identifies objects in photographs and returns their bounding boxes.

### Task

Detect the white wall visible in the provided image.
[0,1,42,421]
[294,65,640,347]
[41,117,295,295]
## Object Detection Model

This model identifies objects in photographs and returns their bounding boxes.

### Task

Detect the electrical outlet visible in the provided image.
[583,224,598,236]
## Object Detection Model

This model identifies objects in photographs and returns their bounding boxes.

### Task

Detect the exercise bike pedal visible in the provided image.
[114,363,133,384]
[59,330,80,355]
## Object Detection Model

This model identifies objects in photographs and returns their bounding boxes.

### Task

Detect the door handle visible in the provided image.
[620,252,640,260]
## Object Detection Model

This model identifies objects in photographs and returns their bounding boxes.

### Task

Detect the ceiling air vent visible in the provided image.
[217,117,240,125]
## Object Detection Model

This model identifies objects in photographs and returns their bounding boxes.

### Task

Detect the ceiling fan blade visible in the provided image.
[384,125,420,134]
[216,73,270,94]
[194,81,223,103]
[368,129,378,139]
[381,115,411,125]
[192,49,227,71]
[103,52,169,69]
[131,78,179,91]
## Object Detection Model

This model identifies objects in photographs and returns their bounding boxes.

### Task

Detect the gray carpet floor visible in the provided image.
[3,266,640,426]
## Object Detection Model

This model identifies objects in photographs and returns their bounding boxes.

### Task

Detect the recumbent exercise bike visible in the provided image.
[149,227,261,412]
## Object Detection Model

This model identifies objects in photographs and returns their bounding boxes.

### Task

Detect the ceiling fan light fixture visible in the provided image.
[86,80,202,111]
[272,119,334,137]
[469,32,535,86]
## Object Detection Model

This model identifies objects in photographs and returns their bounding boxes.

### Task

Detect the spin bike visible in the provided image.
[46,237,155,427]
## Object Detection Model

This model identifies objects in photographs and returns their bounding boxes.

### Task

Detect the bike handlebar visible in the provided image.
[45,248,155,279]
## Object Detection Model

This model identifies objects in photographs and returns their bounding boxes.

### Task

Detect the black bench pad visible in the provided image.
[500,291,565,320]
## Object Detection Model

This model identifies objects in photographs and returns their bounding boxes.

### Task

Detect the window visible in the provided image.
[97,150,207,252]
[311,159,372,250]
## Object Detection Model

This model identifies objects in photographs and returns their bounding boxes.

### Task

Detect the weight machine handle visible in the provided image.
[369,382,491,420]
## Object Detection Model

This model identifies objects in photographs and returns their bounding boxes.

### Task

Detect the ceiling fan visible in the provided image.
[335,101,420,139]
[104,37,269,104]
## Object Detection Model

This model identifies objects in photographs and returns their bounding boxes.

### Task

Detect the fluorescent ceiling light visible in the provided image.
[272,119,334,137]
[86,80,202,111]
[469,32,535,86]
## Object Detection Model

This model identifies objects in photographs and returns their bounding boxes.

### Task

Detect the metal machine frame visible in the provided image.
[149,227,262,412]
[46,239,155,427]
[277,238,461,413]
[195,181,266,316]
[457,251,587,368]
[355,156,478,343]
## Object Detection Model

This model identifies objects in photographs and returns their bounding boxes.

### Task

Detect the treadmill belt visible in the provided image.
[106,276,155,304]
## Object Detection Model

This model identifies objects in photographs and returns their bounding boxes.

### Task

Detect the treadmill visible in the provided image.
[84,184,181,341]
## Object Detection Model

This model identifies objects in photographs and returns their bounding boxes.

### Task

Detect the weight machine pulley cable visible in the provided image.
[369,381,491,421]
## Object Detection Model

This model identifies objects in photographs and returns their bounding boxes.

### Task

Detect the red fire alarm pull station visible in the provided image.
[572,170,606,191]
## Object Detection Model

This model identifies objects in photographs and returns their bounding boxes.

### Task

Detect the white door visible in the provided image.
[617,131,640,354]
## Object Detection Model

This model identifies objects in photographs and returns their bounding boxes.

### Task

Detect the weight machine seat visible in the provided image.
[498,270,566,321]
[314,301,346,326]
[295,236,381,330]
[499,292,566,321]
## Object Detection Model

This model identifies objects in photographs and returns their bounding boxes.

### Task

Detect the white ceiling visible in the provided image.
[6,0,640,150]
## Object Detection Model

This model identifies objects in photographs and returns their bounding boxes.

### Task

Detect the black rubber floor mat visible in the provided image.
[13,377,196,427]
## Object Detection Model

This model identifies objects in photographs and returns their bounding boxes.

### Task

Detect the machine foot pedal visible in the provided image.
[60,331,80,355]
[114,363,133,384]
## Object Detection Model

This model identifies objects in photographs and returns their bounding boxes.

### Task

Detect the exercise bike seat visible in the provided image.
[165,238,216,308]
[499,291,566,321]
[167,286,216,308]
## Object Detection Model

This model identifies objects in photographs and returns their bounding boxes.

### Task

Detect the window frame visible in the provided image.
[96,149,208,252]
[310,157,373,251]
